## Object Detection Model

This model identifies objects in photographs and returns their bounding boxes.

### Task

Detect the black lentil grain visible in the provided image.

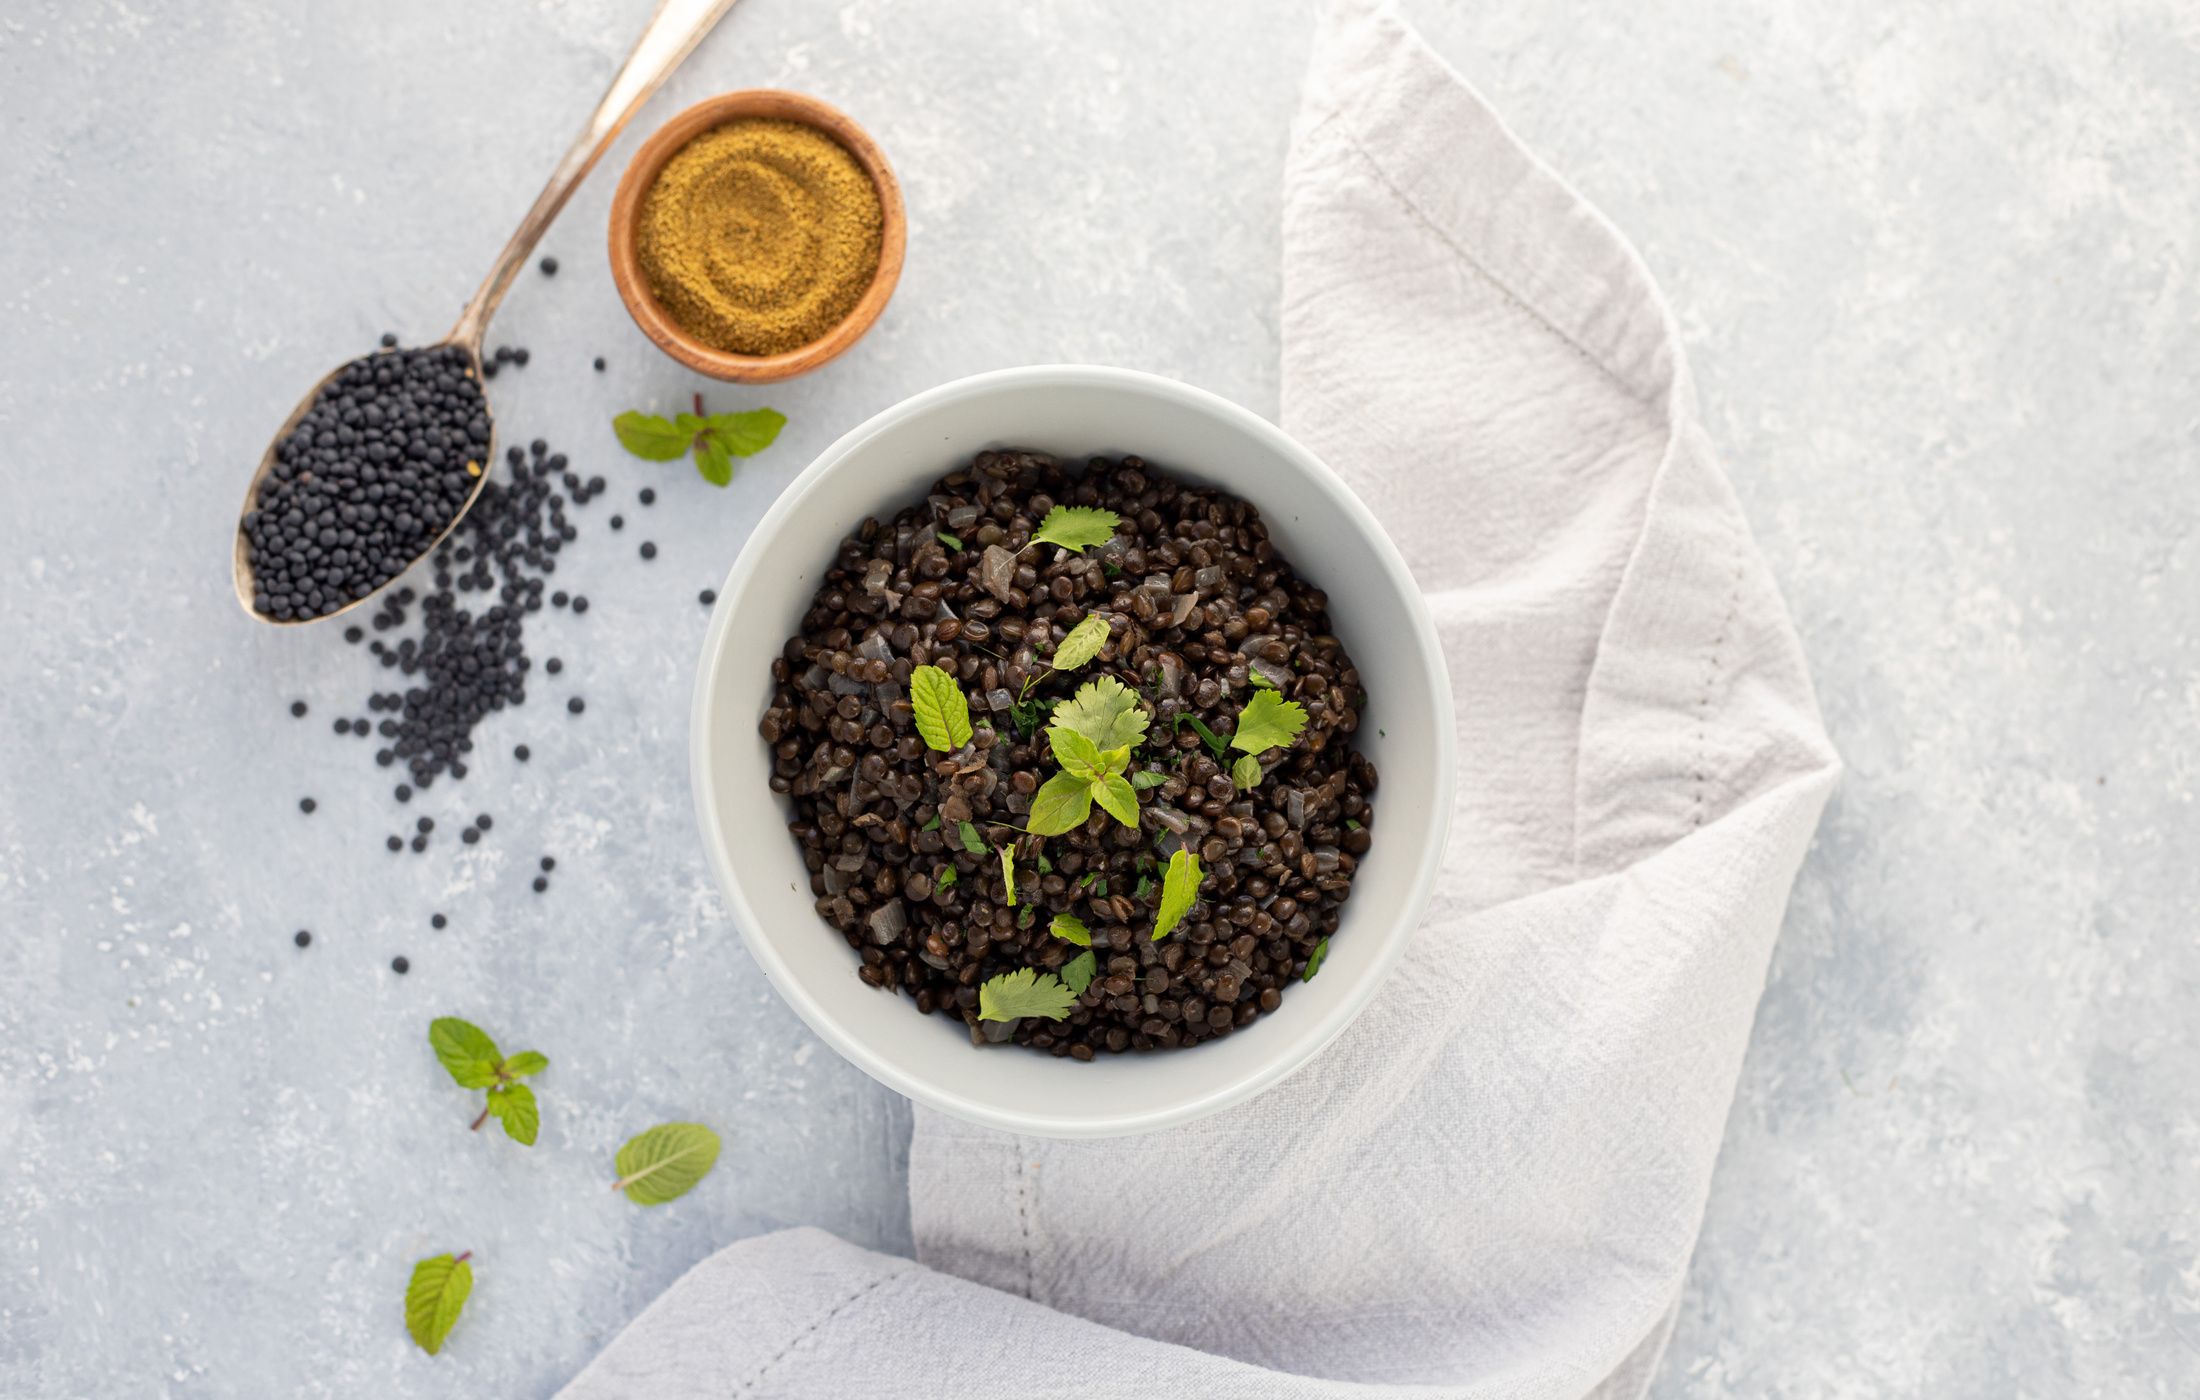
[567,697,585,715]
[291,700,309,718]
[532,875,549,892]
[387,835,403,852]
[514,744,530,762]
[416,817,434,835]
[411,834,428,852]
[546,658,563,675]
[640,542,657,560]
[639,488,656,505]
[593,357,606,372]
[299,797,317,814]
[392,956,410,974]
[294,929,312,947]
[380,332,399,348]
[571,596,589,614]
[539,256,558,275]
[610,514,624,530]
[474,814,493,831]
[431,913,447,929]
[699,588,717,606]
[461,827,481,845]
[540,856,555,872]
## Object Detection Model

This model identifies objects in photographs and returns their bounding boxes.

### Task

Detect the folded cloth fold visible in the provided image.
[560,2,1836,1395]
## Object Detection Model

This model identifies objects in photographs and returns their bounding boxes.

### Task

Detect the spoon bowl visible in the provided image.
[233,0,743,627]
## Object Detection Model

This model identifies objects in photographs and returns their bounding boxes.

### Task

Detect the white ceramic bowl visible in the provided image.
[692,366,1453,1137]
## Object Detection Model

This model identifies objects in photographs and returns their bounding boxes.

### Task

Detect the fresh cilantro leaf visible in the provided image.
[1231,690,1309,755]
[1051,675,1149,751]
[1131,769,1168,791]
[485,1083,538,1146]
[501,1051,548,1078]
[1133,874,1154,900]
[978,967,1077,1022]
[936,531,963,551]
[1345,818,1364,831]
[1078,871,1098,889]
[1049,913,1092,946]
[611,411,691,461]
[693,435,734,487]
[1036,853,1054,874]
[1051,614,1110,671]
[1026,770,1094,836]
[613,1122,722,1206]
[935,865,958,892]
[1060,950,1098,996]
[1009,695,1054,737]
[1093,877,1108,897]
[429,1017,501,1088]
[1151,848,1203,941]
[1102,562,1122,578]
[1049,724,1106,777]
[1000,846,1016,906]
[1174,711,1229,760]
[1302,936,1331,982]
[706,407,786,457]
[1091,772,1138,828]
[957,820,986,855]
[909,665,973,751]
[1030,505,1120,554]
[1018,904,1035,929]
[921,814,941,833]
[1247,667,1279,691]
[1231,753,1264,791]
[405,1252,474,1356]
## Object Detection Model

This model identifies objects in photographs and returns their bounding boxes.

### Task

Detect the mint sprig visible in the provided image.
[404,1251,474,1356]
[429,1017,548,1146]
[1151,848,1204,941]
[611,395,785,486]
[612,1122,723,1205]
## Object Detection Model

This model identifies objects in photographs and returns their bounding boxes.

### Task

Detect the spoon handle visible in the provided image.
[448,0,744,350]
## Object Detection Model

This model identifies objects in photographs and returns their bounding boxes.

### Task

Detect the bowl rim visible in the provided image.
[607,88,907,384]
[689,365,1456,1136]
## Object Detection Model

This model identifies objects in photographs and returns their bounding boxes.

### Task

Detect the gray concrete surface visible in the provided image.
[2,1,2194,1395]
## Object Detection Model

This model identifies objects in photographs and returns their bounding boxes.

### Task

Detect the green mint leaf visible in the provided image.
[909,664,973,752]
[1048,724,1105,778]
[501,1050,548,1079]
[1231,754,1264,791]
[1049,913,1092,946]
[1091,772,1139,828]
[1134,873,1154,899]
[1151,848,1203,941]
[1176,712,1229,760]
[613,1122,723,1206]
[1247,667,1279,691]
[957,820,986,855]
[1231,690,1309,755]
[1060,950,1098,996]
[1051,675,1149,751]
[1130,768,1167,791]
[1000,846,1016,906]
[1344,818,1364,831]
[1302,936,1331,982]
[1026,770,1094,836]
[935,865,958,892]
[1036,853,1054,874]
[706,407,787,457]
[1077,871,1098,889]
[921,814,941,833]
[1018,904,1035,929]
[486,1083,539,1146]
[936,531,963,551]
[1094,877,1108,897]
[1030,505,1120,554]
[404,1252,474,1356]
[429,1017,502,1089]
[1050,614,1110,671]
[612,411,694,461]
[692,434,734,487]
[977,967,1077,1022]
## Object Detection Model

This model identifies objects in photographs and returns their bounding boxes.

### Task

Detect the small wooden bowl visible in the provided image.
[607,90,905,383]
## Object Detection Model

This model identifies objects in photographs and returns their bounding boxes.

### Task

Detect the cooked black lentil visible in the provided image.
[761,450,1376,1057]
[244,345,490,621]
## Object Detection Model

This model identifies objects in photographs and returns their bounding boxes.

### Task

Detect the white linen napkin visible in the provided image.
[560,2,1837,1394]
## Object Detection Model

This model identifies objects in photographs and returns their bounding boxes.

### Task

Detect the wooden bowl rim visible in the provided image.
[606,89,906,384]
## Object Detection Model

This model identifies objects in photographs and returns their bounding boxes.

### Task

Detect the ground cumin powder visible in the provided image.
[636,118,883,356]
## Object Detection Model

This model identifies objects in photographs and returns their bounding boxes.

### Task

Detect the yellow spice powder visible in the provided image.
[636,117,884,357]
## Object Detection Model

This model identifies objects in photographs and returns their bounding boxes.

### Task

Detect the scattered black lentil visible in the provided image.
[567,697,585,715]
[571,596,589,614]
[545,658,563,675]
[610,514,624,531]
[540,856,555,872]
[539,256,559,276]
[392,956,410,974]
[763,450,1376,1057]
[294,929,313,948]
[410,834,428,853]
[244,344,489,621]
[380,332,399,348]
[299,797,317,814]
[639,488,656,505]
[387,835,403,852]
[593,357,606,372]
[461,827,481,845]
[514,744,530,761]
[431,913,447,929]
[395,784,412,803]
[334,718,351,735]
[474,814,493,831]
[291,700,309,718]
[553,591,569,608]
[699,588,717,606]
[640,542,657,560]
[345,626,364,643]
[532,876,549,893]
[416,817,434,834]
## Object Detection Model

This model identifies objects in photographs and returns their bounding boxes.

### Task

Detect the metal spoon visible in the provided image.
[233,0,743,626]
